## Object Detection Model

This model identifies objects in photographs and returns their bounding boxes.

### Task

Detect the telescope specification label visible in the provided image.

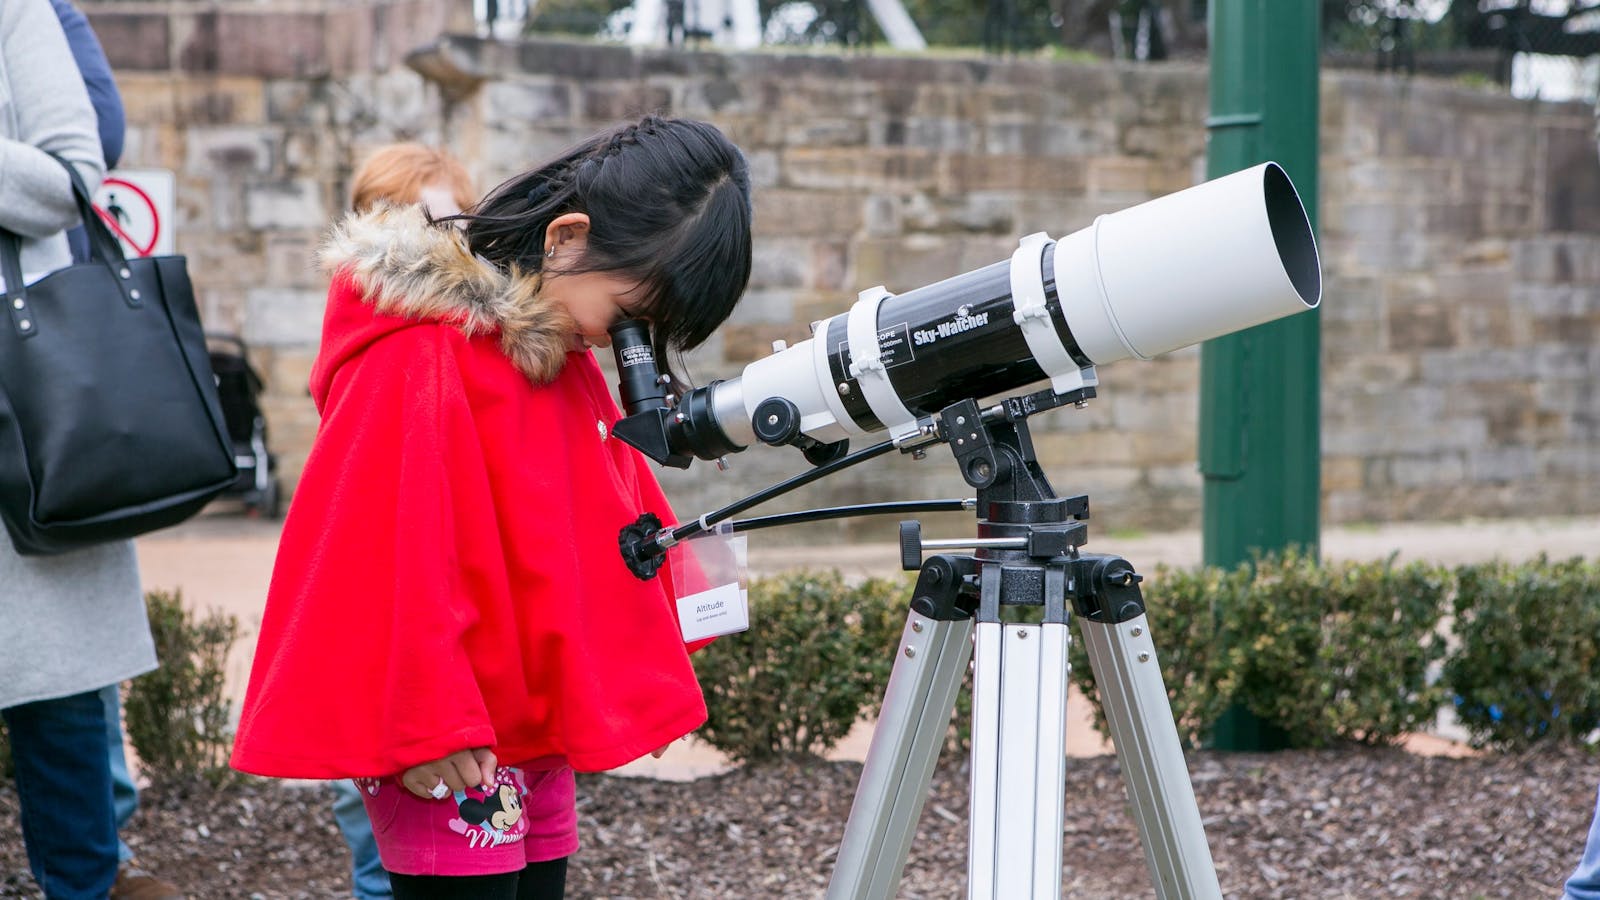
[618,343,655,369]
[836,322,916,374]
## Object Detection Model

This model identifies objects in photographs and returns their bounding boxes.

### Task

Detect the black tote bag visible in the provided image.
[0,158,236,555]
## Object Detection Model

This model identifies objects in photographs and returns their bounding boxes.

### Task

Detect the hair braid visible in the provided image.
[457,114,753,387]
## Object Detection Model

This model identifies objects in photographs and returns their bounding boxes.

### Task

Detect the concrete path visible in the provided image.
[134,511,1600,780]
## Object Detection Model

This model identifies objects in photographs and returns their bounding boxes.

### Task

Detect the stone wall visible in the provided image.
[1318,76,1600,524]
[85,6,1600,539]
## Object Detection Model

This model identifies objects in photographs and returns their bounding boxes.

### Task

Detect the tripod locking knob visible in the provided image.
[1107,567,1142,587]
[1070,555,1148,624]
[899,520,923,571]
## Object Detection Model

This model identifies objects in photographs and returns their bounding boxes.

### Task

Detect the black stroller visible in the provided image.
[206,333,281,518]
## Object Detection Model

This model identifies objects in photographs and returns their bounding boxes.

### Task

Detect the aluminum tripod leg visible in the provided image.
[826,607,974,900]
[1078,614,1222,900]
[968,615,1073,900]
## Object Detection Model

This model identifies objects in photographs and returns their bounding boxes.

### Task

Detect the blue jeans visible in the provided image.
[1566,783,1600,899]
[331,779,392,899]
[101,683,138,863]
[2,689,120,899]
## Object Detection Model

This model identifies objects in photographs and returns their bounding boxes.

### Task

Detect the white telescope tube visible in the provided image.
[1053,162,1321,363]
[619,161,1321,467]
[711,332,856,449]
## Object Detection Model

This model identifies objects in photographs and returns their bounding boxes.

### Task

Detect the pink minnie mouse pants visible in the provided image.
[355,765,578,876]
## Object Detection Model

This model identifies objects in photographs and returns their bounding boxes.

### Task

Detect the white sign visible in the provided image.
[92,169,174,258]
[677,582,750,642]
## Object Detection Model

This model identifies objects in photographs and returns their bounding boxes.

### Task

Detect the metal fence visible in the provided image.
[1325,1,1600,104]
[438,0,1600,105]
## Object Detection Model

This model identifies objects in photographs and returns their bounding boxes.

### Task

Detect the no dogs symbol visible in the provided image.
[92,170,175,258]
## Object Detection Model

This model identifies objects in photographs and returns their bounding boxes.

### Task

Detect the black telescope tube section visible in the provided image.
[1263,162,1322,308]
[824,244,1077,433]
[671,384,743,460]
[609,319,667,417]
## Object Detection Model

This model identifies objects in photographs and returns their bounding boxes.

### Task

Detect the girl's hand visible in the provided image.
[400,747,498,800]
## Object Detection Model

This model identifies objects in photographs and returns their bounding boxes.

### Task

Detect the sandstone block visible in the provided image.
[185,127,280,175]
[243,287,329,347]
[1386,302,1456,350]
[484,80,573,124]
[245,180,327,231]
[581,83,674,121]
[754,190,863,238]
[86,11,170,71]
[726,289,795,326]
[782,147,938,193]
[264,235,323,289]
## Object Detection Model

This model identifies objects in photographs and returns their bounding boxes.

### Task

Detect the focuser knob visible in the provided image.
[752,397,802,446]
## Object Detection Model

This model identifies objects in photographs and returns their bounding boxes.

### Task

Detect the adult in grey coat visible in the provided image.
[0,0,157,896]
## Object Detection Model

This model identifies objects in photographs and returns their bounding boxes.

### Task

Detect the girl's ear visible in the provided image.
[544,212,591,257]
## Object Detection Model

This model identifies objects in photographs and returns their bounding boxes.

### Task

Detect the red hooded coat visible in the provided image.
[231,205,707,778]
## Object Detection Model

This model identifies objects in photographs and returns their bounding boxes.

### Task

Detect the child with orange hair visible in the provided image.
[349,142,477,217]
[330,141,480,900]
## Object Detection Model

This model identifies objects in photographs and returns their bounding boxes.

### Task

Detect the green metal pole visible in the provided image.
[1201,0,1322,751]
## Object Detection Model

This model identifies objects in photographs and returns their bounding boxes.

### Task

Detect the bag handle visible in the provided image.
[0,229,35,340]
[0,156,142,338]
[53,155,136,272]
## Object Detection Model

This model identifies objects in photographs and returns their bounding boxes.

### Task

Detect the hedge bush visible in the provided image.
[693,571,912,763]
[1220,550,1449,747]
[1069,561,1241,749]
[123,590,240,785]
[1442,556,1600,750]
[693,554,1600,759]
[10,555,1592,781]
[1049,551,1452,750]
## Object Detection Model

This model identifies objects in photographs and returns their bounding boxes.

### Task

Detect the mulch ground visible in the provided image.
[1,745,1595,898]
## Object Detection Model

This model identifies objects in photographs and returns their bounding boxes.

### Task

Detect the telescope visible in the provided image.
[610,162,1323,900]
[610,161,1320,471]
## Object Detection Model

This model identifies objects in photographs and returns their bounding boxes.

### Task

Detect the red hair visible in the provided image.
[349,143,476,213]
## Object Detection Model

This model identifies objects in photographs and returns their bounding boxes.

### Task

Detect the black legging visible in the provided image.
[388,858,568,900]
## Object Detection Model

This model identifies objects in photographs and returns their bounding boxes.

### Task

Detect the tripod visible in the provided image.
[617,386,1225,898]
[825,395,1223,900]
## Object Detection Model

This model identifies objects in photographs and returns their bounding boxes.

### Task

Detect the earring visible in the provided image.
[545,248,555,258]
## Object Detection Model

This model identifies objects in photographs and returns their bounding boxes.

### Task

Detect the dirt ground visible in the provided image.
[2,514,1595,896]
[1,744,1596,898]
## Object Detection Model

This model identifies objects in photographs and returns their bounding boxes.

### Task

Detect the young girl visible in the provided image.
[231,115,754,899]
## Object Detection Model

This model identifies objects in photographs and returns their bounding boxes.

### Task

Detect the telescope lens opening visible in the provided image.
[1263,163,1322,309]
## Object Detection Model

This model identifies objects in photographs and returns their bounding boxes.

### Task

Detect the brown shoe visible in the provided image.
[110,862,186,900]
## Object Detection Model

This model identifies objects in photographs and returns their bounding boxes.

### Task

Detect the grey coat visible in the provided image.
[0,0,153,710]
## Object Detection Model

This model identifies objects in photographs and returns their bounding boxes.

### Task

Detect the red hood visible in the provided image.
[311,202,574,410]
[232,204,707,779]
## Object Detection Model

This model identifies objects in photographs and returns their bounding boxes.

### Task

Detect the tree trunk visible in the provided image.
[1058,0,1117,50]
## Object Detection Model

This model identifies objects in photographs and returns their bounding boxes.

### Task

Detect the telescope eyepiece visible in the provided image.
[609,319,667,417]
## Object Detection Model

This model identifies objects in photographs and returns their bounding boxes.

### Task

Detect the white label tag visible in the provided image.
[677,582,750,642]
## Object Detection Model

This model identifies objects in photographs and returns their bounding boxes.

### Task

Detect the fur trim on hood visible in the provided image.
[319,203,573,384]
